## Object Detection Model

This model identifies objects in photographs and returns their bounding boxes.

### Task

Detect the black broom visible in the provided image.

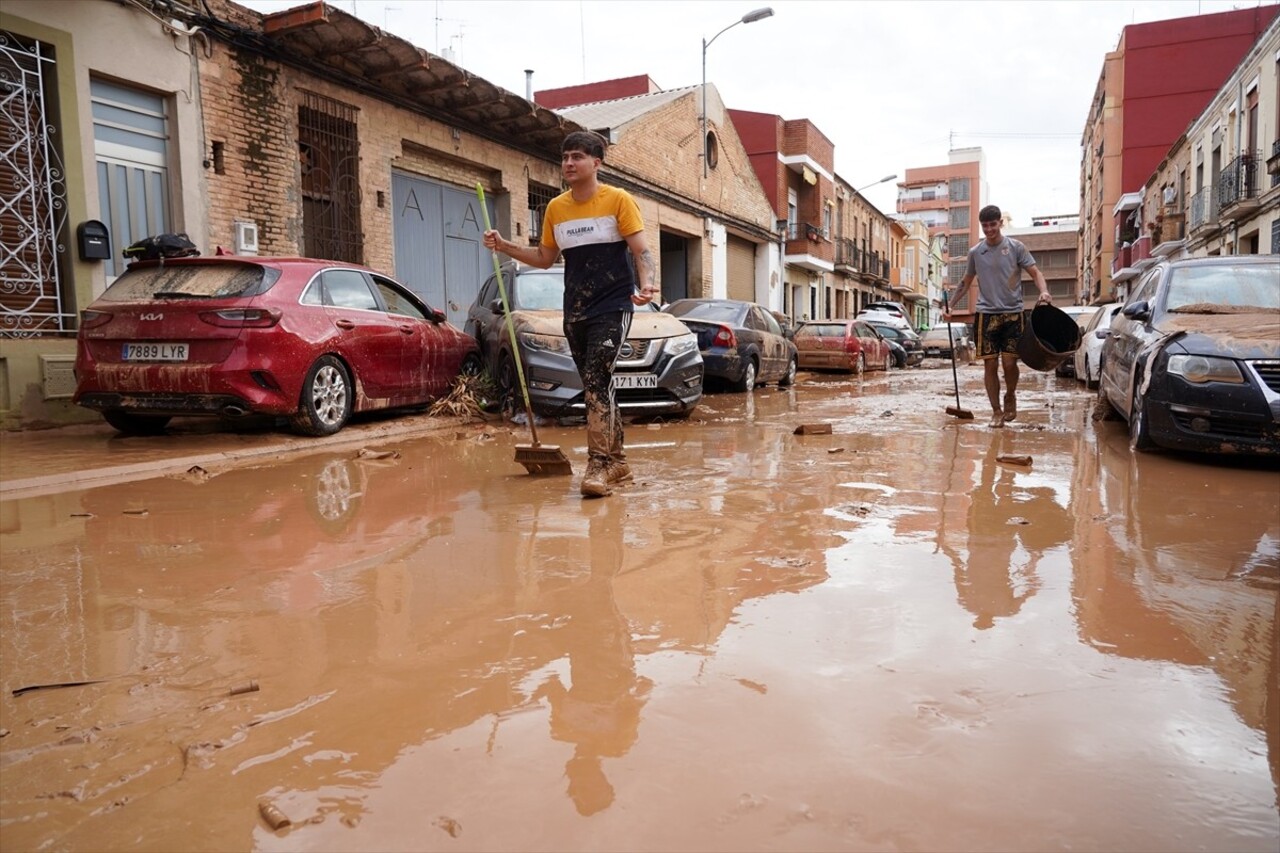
[477,184,573,475]
[942,292,974,420]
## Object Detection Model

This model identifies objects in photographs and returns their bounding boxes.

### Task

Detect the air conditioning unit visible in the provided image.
[234,220,259,255]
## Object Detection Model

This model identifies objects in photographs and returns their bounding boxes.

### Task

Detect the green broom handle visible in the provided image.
[476,184,542,446]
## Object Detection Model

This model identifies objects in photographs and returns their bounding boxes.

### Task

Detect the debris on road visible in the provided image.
[228,680,260,697]
[259,800,291,831]
[794,423,832,435]
[997,455,1034,467]
[13,679,111,697]
[356,448,400,461]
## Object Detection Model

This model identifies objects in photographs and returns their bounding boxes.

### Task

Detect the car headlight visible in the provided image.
[1166,354,1244,384]
[518,332,570,354]
[664,333,698,357]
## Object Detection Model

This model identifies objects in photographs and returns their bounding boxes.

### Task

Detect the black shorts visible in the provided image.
[975,311,1025,359]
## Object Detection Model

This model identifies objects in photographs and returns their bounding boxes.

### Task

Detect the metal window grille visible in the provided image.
[949,178,970,202]
[948,234,969,257]
[949,206,970,229]
[0,30,72,337]
[299,91,362,263]
[527,181,559,244]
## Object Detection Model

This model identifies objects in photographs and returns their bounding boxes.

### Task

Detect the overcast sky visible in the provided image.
[239,0,1274,225]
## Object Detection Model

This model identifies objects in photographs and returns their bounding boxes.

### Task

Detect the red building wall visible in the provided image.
[534,75,658,109]
[1119,5,1279,191]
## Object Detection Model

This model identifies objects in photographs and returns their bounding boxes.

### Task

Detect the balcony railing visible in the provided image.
[1111,243,1131,277]
[835,238,858,270]
[785,221,825,243]
[1218,151,1259,210]
[1188,188,1218,233]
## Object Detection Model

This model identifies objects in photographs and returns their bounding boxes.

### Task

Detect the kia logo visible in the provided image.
[141,312,164,321]
[619,343,634,358]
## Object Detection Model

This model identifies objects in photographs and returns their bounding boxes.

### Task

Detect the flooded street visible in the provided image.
[2,365,1277,851]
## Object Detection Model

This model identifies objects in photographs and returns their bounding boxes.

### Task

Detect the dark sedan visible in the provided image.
[74,257,480,436]
[865,321,924,367]
[662,299,797,391]
[1096,256,1279,455]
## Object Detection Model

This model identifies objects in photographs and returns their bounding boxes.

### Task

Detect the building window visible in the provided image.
[527,181,559,244]
[949,178,970,201]
[948,233,969,257]
[949,206,969,229]
[299,91,362,263]
[92,78,170,280]
[948,259,968,286]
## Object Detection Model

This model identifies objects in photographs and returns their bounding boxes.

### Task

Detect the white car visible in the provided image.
[856,301,911,330]
[1074,302,1122,388]
[1054,305,1101,377]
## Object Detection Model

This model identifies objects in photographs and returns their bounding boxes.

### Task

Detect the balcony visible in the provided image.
[783,221,834,273]
[835,238,858,273]
[1131,234,1151,264]
[1188,187,1219,236]
[1266,139,1280,178]
[1218,152,1260,218]
[1111,243,1131,278]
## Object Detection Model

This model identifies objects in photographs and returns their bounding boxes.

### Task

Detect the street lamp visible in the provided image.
[854,174,897,194]
[702,7,774,178]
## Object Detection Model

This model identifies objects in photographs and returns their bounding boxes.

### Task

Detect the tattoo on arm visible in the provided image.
[637,248,657,288]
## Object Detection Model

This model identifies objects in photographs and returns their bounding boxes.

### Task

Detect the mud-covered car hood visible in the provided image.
[512,309,691,340]
[1155,309,1280,359]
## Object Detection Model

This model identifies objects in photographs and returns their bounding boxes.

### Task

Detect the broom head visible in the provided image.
[515,443,573,476]
[946,406,975,420]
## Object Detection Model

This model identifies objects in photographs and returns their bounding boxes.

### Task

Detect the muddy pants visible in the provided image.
[565,311,632,464]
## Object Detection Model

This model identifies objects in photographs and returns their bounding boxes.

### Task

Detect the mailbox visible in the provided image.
[77,220,111,261]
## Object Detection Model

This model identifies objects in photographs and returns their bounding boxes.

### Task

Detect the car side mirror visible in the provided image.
[429,308,446,323]
[1095,329,1109,339]
[1122,301,1150,322]
[489,298,504,314]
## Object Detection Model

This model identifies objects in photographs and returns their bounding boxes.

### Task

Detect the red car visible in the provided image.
[793,319,894,374]
[74,257,479,436]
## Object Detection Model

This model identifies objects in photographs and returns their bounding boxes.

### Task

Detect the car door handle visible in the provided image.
[335,319,355,330]
[398,324,414,334]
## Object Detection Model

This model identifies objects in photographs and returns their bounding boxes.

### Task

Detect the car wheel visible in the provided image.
[1084,357,1098,390]
[459,353,483,377]
[290,355,352,436]
[883,353,893,371]
[779,357,797,388]
[736,358,758,392]
[1092,381,1121,422]
[1129,383,1156,452]
[102,411,171,435]
[855,353,866,376]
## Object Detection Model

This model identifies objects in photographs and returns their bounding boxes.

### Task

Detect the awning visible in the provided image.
[252,2,577,160]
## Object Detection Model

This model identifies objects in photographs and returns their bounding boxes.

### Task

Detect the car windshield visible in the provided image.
[514,271,564,310]
[666,301,745,324]
[99,263,277,301]
[795,323,846,338]
[1165,264,1280,313]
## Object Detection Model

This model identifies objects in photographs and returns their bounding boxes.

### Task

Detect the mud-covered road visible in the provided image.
[2,364,1277,851]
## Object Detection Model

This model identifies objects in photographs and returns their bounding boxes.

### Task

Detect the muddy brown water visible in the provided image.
[2,365,1277,851]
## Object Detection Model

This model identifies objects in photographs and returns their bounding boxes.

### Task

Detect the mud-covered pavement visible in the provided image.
[2,363,1278,852]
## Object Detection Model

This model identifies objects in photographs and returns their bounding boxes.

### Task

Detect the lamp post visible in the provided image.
[854,174,898,194]
[702,7,774,179]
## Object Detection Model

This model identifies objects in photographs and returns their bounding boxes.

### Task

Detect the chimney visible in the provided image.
[525,69,534,101]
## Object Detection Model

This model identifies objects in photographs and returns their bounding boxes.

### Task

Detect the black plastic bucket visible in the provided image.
[1018,304,1082,372]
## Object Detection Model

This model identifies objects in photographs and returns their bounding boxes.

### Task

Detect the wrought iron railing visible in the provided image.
[835,238,858,269]
[1217,151,1258,209]
[1188,188,1218,232]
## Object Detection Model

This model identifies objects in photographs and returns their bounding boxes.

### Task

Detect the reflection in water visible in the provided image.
[955,438,1068,630]
[539,501,651,816]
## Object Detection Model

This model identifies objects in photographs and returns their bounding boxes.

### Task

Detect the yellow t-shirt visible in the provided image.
[541,185,643,321]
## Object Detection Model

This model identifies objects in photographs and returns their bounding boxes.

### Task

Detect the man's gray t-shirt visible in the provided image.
[965,237,1037,313]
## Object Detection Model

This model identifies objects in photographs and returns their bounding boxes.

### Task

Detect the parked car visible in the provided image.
[855,301,911,330]
[73,257,480,436]
[792,319,894,374]
[920,324,974,362]
[1096,256,1280,455]
[769,310,797,340]
[865,321,924,367]
[1073,302,1122,389]
[464,263,703,418]
[661,298,797,391]
[1055,305,1102,377]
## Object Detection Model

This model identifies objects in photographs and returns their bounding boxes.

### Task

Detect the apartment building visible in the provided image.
[895,148,986,318]
[1078,5,1279,303]
[1005,218,1082,307]
[1128,15,1280,292]
[894,219,946,329]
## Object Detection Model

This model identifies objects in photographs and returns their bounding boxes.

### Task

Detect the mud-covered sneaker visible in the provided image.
[988,412,1005,428]
[1003,394,1017,422]
[605,460,633,485]
[581,458,611,498]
